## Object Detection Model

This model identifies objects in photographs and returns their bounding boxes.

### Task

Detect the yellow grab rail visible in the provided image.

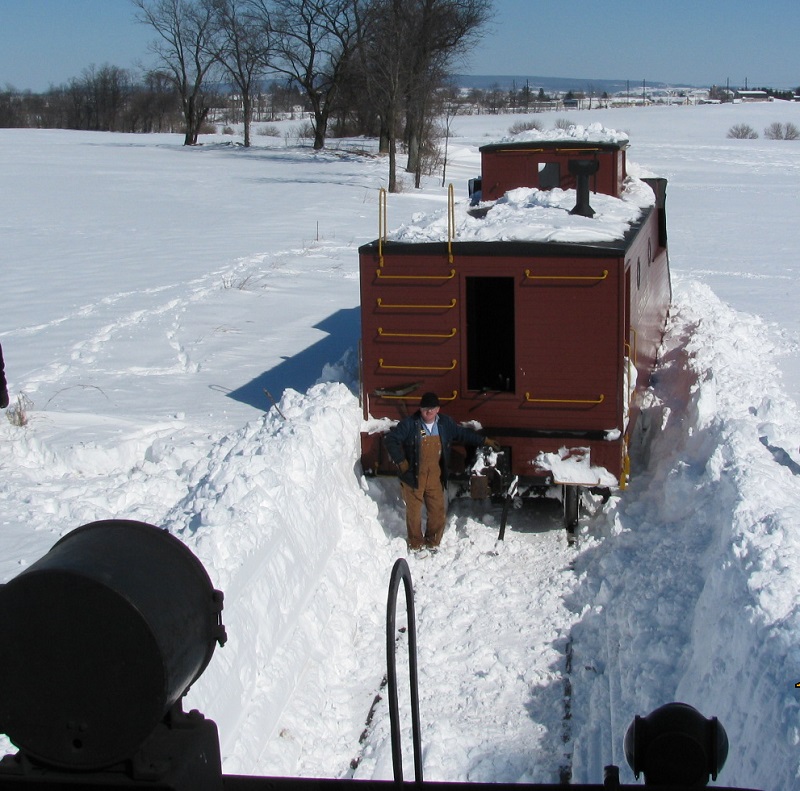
[625,326,638,408]
[378,327,457,339]
[376,268,456,281]
[378,188,387,267]
[620,436,631,490]
[524,269,608,282]
[378,389,458,402]
[488,146,602,155]
[377,298,457,310]
[525,393,605,405]
[447,183,455,264]
[379,359,458,371]
[627,327,638,366]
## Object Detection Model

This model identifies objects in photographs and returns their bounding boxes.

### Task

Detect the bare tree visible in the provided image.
[128,70,183,132]
[58,65,132,131]
[353,0,410,191]
[764,121,800,141]
[402,0,493,184]
[727,123,758,140]
[133,0,220,145]
[211,0,271,146]
[250,0,365,150]
[355,0,491,190]
[440,83,467,186]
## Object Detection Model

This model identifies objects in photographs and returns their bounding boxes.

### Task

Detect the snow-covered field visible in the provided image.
[2,100,800,790]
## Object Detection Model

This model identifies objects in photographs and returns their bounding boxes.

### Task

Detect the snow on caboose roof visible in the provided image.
[493,121,630,146]
[388,123,655,246]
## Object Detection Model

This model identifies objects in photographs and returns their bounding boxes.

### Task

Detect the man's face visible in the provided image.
[421,406,440,419]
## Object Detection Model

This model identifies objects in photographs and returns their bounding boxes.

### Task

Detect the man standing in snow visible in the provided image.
[0,343,8,409]
[384,392,499,552]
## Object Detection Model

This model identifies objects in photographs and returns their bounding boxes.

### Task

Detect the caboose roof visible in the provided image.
[479,122,630,152]
[479,138,627,154]
[358,223,646,259]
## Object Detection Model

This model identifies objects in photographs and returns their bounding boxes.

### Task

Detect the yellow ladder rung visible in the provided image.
[377,298,457,310]
[378,327,457,339]
[376,268,456,281]
[524,269,608,282]
[379,390,458,402]
[379,359,458,371]
[525,393,605,405]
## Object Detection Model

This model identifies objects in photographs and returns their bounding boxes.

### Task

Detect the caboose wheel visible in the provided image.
[563,484,580,543]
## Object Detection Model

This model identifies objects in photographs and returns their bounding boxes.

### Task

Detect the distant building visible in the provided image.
[736,90,771,102]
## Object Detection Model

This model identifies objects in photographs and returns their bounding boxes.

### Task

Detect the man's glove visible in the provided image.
[483,438,501,451]
[397,459,410,473]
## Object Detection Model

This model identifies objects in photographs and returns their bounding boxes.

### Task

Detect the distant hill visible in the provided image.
[452,74,699,95]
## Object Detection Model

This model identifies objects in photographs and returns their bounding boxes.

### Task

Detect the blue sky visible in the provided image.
[1,0,798,92]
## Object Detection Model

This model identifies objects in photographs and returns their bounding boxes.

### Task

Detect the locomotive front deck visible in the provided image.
[359,130,670,523]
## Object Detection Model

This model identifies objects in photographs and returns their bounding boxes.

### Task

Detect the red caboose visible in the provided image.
[359,131,670,537]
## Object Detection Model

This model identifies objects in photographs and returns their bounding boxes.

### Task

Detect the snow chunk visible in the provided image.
[534,446,618,486]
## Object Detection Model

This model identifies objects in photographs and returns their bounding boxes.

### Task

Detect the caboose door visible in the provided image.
[465,276,516,393]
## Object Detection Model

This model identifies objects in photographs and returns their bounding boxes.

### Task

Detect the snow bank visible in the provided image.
[174,384,399,773]
[568,279,800,788]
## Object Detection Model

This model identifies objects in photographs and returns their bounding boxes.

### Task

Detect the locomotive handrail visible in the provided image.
[376,268,456,281]
[378,327,458,339]
[524,269,609,282]
[379,358,458,371]
[378,188,387,268]
[447,183,455,264]
[385,558,423,784]
[377,298,457,309]
[525,393,605,404]
[377,389,458,402]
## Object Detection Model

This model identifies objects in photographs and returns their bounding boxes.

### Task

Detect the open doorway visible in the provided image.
[466,276,515,392]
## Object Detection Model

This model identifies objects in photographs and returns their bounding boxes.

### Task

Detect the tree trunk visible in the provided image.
[312,100,331,150]
[379,123,390,155]
[184,101,209,146]
[243,95,252,148]
[313,119,326,150]
[406,123,420,174]
[388,135,398,193]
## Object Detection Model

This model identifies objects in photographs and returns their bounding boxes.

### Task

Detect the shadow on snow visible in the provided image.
[225,306,360,411]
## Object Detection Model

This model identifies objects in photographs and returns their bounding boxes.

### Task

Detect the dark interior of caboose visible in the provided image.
[466,276,515,392]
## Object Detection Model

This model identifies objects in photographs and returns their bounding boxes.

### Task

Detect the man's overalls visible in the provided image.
[401,427,446,549]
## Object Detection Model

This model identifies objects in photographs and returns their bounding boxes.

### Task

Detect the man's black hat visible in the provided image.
[420,392,440,409]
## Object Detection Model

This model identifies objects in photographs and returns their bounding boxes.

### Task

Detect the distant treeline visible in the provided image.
[0,67,311,134]
[0,75,554,136]
[0,72,580,135]
[3,65,795,140]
